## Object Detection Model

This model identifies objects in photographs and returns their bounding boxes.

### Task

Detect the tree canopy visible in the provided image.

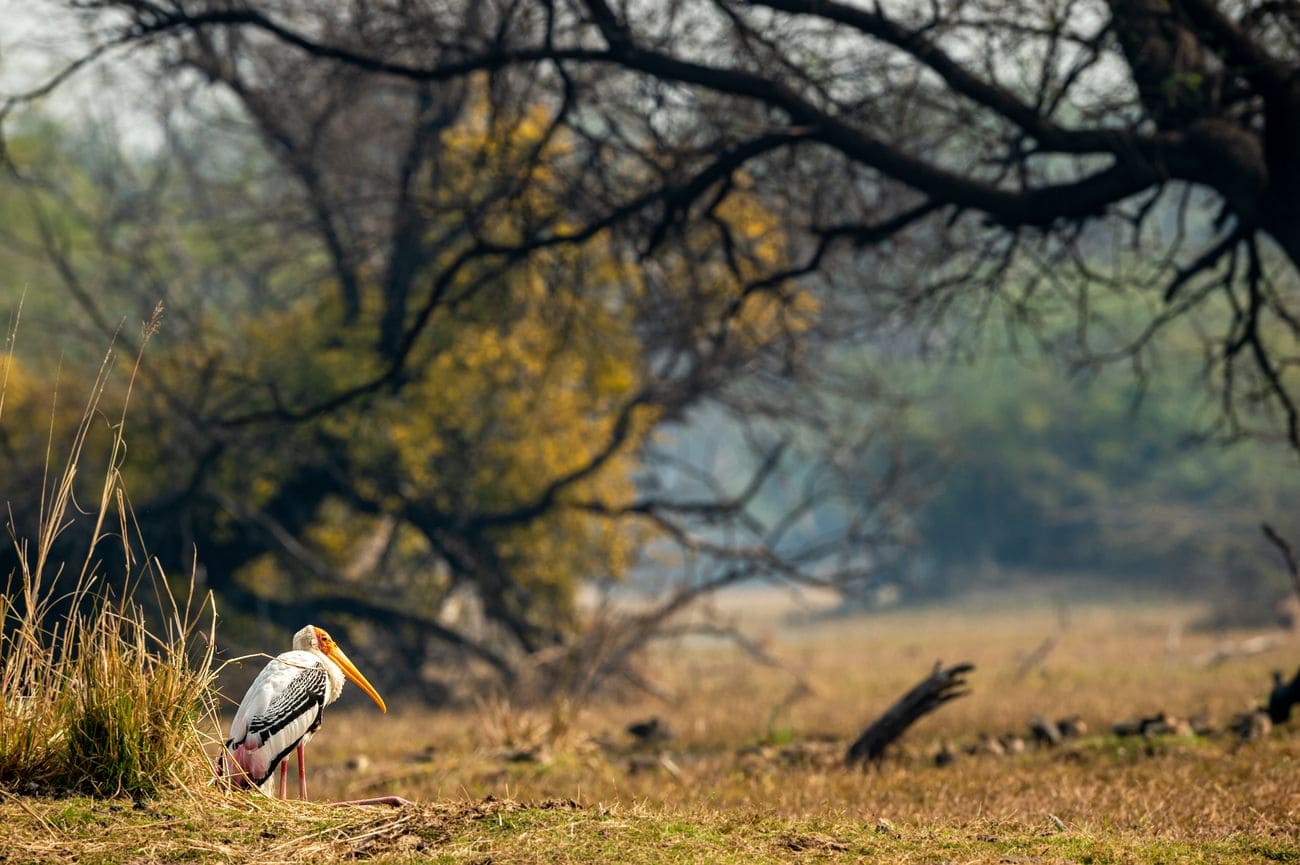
[0,38,895,694]
[2,0,1298,693]
[36,0,1300,444]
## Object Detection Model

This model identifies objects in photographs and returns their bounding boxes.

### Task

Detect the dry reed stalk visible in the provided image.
[0,305,220,797]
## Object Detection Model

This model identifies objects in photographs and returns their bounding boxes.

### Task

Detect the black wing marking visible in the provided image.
[241,665,329,783]
[246,665,329,741]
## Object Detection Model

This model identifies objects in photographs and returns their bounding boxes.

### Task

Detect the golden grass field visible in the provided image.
[5,589,1299,863]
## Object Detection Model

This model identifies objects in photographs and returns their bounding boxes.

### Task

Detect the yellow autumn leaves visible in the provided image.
[5,82,820,638]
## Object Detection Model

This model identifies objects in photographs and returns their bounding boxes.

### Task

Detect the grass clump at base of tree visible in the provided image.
[0,306,219,798]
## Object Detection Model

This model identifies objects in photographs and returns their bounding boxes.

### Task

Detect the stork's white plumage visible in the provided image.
[222,625,386,799]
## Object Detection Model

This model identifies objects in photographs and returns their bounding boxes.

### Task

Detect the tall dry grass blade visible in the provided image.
[80,303,162,588]
[0,307,219,798]
[0,292,24,426]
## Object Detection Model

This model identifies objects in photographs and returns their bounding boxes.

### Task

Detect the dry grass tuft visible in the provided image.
[0,308,219,797]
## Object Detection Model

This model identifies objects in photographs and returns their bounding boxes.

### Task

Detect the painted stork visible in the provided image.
[222,624,386,801]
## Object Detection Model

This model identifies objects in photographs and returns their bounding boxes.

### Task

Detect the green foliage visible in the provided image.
[895,319,1298,598]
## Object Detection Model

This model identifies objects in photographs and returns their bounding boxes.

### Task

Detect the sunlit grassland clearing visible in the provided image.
[5,592,1299,863]
[4,378,1293,865]
[307,594,1300,820]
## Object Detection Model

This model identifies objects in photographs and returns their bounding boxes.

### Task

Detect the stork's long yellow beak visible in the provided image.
[324,643,387,713]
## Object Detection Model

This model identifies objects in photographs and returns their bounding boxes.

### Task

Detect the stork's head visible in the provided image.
[293,624,387,713]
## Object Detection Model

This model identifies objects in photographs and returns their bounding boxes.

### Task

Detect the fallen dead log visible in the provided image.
[845,660,975,767]
[1111,711,1194,738]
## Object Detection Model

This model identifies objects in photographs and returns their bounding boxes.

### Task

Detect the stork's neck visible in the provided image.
[313,649,347,706]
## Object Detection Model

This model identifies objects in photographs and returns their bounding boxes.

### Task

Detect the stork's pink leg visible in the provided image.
[278,761,288,798]
[297,743,307,801]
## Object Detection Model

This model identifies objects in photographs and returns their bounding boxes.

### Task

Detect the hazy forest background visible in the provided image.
[1,0,1299,703]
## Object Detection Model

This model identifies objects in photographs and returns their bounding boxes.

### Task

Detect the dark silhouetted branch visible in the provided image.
[846,661,975,766]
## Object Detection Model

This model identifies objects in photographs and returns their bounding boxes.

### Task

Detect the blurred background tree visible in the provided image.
[875,327,1298,616]
[1,0,1298,697]
[0,13,898,698]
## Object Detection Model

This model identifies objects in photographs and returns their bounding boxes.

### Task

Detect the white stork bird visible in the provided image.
[222,624,386,800]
